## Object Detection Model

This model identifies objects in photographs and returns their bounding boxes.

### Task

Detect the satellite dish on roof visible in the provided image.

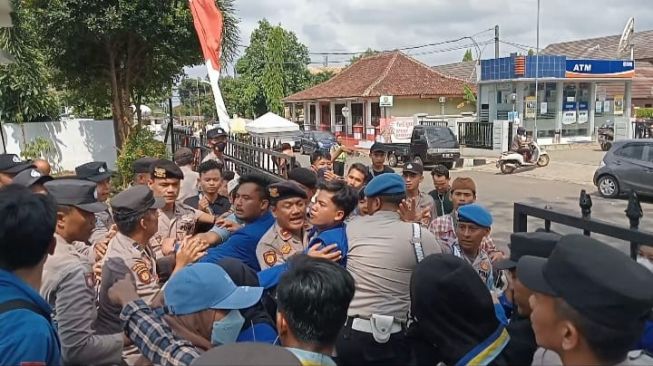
[618,17,635,58]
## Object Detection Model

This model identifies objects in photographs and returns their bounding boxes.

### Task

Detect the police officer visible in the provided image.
[0,153,32,187]
[96,185,165,364]
[132,157,157,186]
[40,179,125,365]
[337,173,441,365]
[257,181,308,270]
[147,159,216,257]
[450,203,496,290]
[76,161,116,253]
[202,127,228,164]
[12,167,53,194]
[518,234,653,366]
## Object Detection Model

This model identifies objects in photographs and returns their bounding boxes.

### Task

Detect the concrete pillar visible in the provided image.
[330,101,336,133]
[345,100,352,135]
[625,80,633,119]
[555,81,564,141]
[589,82,597,139]
[516,82,525,120]
[492,119,509,152]
[488,85,497,122]
[366,100,373,139]
[315,103,321,126]
[303,102,309,126]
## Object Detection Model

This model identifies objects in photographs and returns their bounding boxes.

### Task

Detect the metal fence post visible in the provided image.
[625,190,643,259]
[579,189,592,236]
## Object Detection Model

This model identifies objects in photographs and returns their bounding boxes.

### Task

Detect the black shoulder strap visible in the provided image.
[0,299,50,320]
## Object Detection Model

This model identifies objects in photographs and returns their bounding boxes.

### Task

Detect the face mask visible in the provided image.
[637,256,653,273]
[211,309,245,346]
[215,142,227,152]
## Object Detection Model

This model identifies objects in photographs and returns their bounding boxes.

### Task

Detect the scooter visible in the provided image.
[496,141,550,174]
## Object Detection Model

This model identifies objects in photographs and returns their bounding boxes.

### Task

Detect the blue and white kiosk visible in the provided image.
[477,55,634,144]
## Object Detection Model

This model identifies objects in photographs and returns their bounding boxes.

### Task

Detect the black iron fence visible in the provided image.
[457,121,494,149]
[166,124,294,182]
[223,134,296,183]
[514,190,653,259]
[632,120,653,139]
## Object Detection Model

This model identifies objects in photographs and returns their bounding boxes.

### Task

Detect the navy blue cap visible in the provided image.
[207,127,227,139]
[44,179,108,213]
[457,203,493,228]
[75,161,112,182]
[364,173,405,197]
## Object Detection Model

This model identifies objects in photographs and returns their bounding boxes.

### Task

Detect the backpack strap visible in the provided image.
[0,299,50,320]
[411,223,425,263]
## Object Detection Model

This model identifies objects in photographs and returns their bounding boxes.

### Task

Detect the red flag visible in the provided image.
[189,0,223,71]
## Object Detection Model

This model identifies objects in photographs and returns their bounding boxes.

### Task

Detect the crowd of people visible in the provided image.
[0,126,653,366]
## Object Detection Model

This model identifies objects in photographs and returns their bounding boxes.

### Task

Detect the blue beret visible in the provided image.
[458,203,493,228]
[364,173,405,197]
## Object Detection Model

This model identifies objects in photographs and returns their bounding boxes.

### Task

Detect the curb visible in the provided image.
[455,157,492,168]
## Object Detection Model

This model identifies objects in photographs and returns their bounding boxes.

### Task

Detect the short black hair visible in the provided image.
[310,151,331,165]
[0,185,57,271]
[555,298,643,364]
[223,170,236,182]
[277,255,355,347]
[431,165,450,179]
[288,168,318,190]
[113,210,149,236]
[236,173,270,201]
[348,163,370,181]
[379,193,406,206]
[317,180,358,219]
[198,160,223,176]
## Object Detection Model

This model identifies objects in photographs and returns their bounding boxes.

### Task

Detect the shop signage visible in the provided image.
[595,101,603,113]
[578,110,588,124]
[379,95,394,107]
[565,59,634,78]
[525,96,536,118]
[563,111,577,124]
[540,102,548,114]
[563,102,577,111]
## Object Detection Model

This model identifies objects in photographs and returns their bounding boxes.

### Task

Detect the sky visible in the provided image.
[186,0,653,78]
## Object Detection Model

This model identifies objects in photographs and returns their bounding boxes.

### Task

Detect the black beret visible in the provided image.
[150,159,184,180]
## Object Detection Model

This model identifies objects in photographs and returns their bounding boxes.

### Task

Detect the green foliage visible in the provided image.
[177,77,217,119]
[462,49,473,62]
[227,19,311,118]
[635,108,653,119]
[309,70,336,86]
[349,48,380,64]
[21,137,54,160]
[27,0,240,146]
[461,84,477,109]
[0,0,59,123]
[528,48,535,56]
[115,127,167,188]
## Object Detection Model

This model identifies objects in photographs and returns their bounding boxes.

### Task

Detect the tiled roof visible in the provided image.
[542,29,653,60]
[432,61,478,83]
[285,51,473,102]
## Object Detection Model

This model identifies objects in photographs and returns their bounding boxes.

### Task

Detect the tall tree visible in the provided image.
[462,49,474,62]
[349,48,380,64]
[309,70,335,86]
[0,0,58,124]
[27,0,239,148]
[528,48,535,56]
[231,19,311,118]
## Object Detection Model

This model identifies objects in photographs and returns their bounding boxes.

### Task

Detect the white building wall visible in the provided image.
[0,119,117,173]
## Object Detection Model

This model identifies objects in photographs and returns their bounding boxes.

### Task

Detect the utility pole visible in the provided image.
[494,25,500,58]
[534,0,541,141]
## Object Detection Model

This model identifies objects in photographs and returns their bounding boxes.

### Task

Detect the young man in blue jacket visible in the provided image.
[0,185,62,365]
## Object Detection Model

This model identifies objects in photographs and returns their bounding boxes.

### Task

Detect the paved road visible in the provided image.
[295,152,653,254]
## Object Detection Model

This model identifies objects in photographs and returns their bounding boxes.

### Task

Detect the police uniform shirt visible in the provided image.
[201,151,224,165]
[346,211,442,322]
[96,232,159,336]
[152,202,203,257]
[89,208,114,246]
[452,242,494,289]
[41,234,123,365]
[256,223,307,270]
[178,165,199,202]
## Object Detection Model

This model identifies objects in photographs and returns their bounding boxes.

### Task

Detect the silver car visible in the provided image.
[593,139,653,198]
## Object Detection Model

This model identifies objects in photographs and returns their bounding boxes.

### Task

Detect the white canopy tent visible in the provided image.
[246,112,301,145]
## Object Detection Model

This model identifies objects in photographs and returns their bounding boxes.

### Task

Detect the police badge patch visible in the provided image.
[280,243,292,255]
[263,250,277,266]
[132,260,153,284]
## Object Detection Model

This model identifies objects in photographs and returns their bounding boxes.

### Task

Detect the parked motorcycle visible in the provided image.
[497,141,550,174]
[597,120,614,151]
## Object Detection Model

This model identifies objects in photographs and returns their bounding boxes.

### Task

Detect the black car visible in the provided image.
[297,131,336,155]
[373,125,460,168]
[593,139,653,198]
